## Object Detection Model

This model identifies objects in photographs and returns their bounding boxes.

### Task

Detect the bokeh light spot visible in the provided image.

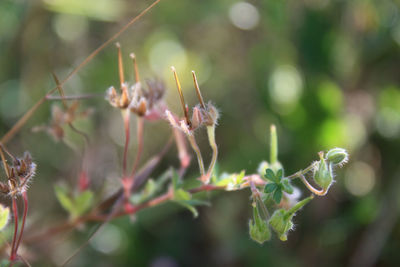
[53,14,88,42]
[229,2,260,30]
[268,65,303,114]
[345,161,375,196]
[90,224,123,254]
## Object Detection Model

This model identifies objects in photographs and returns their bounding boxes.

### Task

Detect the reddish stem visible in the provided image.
[10,197,19,261]
[130,117,144,179]
[15,192,28,256]
[122,111,131,177]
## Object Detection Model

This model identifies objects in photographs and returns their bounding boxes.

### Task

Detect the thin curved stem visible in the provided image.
[204,125,218,183]
[187,135,205,176]
[299,174,328,196]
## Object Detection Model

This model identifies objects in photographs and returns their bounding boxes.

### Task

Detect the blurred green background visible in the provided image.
[1,0,400,266]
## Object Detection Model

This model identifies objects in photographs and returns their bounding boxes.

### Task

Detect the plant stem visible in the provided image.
[130,117,144,179]
[299,174,328,196]
[270,125,278,164]
[45,93,104,100]
[205,125,218,181]
[286,162,316,179]
[187,135,205,176]
[15,192,28,257]
[122,110,131,177]
[10,197,19,261]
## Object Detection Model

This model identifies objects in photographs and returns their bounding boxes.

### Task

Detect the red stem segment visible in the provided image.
[10,197,19,261]
[130,117,144,179]
[15,192,28,257]
[122,112,131,177]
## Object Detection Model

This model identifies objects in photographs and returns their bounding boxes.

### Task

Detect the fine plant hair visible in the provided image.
[0,0,349,265]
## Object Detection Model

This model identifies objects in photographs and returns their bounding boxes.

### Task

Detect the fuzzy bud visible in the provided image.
[313,153,333,190]
[326,148,348,166]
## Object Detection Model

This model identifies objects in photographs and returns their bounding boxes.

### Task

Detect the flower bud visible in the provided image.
[326,148,348,166]
[313,153,333,190]
[257,161,270,176]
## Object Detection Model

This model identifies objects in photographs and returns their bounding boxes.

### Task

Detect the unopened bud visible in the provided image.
[326,148,348,166]
[313,153,333,190]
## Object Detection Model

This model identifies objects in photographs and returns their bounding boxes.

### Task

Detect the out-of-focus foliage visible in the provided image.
[0,0,400,266]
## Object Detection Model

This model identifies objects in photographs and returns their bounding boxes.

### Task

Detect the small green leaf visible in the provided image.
[175,201,199,218]
[74,190,94,216]
[273,188,283,204]
[172,170,180,191]
[0,204,9,231]
[264,183,277,193]
[174,188,191,201]
[281,179,294,194]
[54,185,75,215]
[172,187,210,218]
[265,169,277,182]
[236,170,245,185]
[276,169,283,180]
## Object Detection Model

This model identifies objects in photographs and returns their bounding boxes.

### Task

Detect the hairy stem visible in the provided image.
[286,162,316,180]
[299,174,328,196]
[270,125,278,164]
[206,125,218,180]
[187,135,205,176]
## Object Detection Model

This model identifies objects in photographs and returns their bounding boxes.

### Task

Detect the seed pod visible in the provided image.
[269,209,293,241]
[326,148,348,166]
[269,195,313,241]
[313,153,333,190]
[249,205,271,244]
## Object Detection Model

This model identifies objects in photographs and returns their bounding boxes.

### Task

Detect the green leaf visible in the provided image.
[172,169,180,191]
[265,169,277,182]
[281,179,294,194]
[175,201,199,218]
[276,169,283,180]
[174,188,191,201]
[54,185,75,215]
[0,204,9,231]
[264,183,277,193]
[74,190,94,216]
[236,170,245,185]
[273,188,283,204]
